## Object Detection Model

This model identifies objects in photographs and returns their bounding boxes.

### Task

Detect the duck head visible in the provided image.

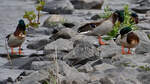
[14,19,26,36]
[130,13,139,24]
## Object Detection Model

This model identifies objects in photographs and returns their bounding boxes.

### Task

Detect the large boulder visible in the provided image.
[44,38,73,54]
[70,0,104,9]
[42,0,74,14]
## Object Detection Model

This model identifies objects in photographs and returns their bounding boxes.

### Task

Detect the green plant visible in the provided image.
[23,0,45,28]
[99,5,112,18]
[103,5,138,40]
[139,65,150,71]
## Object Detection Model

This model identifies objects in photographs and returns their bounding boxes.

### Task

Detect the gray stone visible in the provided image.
[135,41,150,54]
[44,39,73,54]
[100,77,115,84]
[43,15,65,28]
[45,60,90,84]
[70,0,104,9]
[0,57,8,66]
[94,63,116,71]
[3,57,36,69]
[132,6,150,13]
[50,28,77,40]
[43,0,74,14]
[63,41,100,66]
[27,38,50,50]
[18,70,49,84]
[137,22,150,30]
[0,68,24,82]
[135,30,150,42]
[78,63,94,73]
[31,61,52,70]
[137,72,150,84]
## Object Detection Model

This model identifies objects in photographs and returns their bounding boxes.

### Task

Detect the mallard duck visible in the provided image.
[78,12,120,45]
[115,27,139,54]
[6,19,26,55]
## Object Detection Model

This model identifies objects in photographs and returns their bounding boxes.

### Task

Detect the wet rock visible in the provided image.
[135,41,150,54]
[137,72,150,84]
[49,28,77,40]
[43,0,74,14]
[70,0,104,9]
[63,41,100,66]
[44,39,73,54]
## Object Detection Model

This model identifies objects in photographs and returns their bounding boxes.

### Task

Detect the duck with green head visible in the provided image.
[115,27,139,54]
[6,19,26,55]
[78,11,122,45]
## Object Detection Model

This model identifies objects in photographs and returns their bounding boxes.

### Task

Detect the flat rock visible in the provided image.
[44,38,73,54]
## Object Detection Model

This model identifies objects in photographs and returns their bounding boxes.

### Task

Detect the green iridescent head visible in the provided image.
[18,19,26,31]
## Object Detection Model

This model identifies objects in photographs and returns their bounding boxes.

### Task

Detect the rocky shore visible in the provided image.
[0,0,150,84]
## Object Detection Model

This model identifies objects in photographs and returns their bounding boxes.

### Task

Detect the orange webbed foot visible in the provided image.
[121,45,126,55]
[98,36,105,45]
[11,48,17,55]
[18,46,24,55]
[127,48,132,54]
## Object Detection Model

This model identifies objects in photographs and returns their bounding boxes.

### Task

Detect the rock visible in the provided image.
[31,61,51,70]
[43,15,65,28]
[100,77,115,84]
[78,63,94,73]
[27,38,50,50]
[137,72,150,84]
[100,44,121,59]
[18,70,49,84]
[26,27,53,35]
[72,35,99,47]
[63,41,100,66]
[44,39,73,54]
[91,14,101,20]
[132,6,150,13]
[88,81,102,84]
[70,0,104,9]
[94,63,116,71]
[42,0,74,14]
[49,28,77,40]
[137,22,150,30]
[0,57,8,66]
[146,11,150,17]
[135,41,150,54]
[3,57,36,69]
[44,60,90,84]
[62,22,75,28]
[0,68,24,82]
[135,30,150,42]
